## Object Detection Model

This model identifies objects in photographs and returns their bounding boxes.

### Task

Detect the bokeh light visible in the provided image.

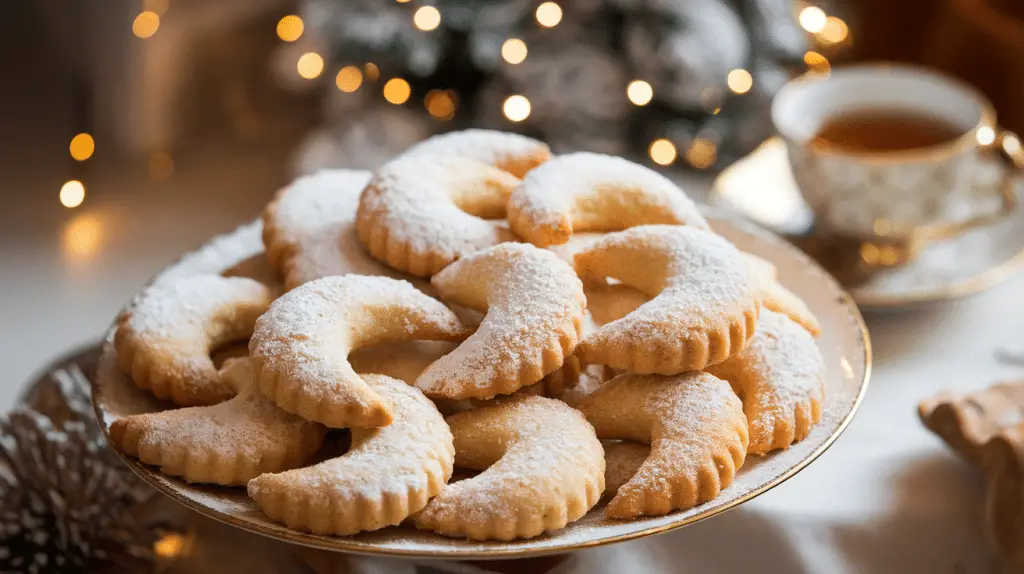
[804,51,831,74]
[649,139,677,166]
[364,62,380,81]
[627,80,653,106]
[69,133,95,161]
[503,95,531,122]
[819,16,849,44]
[63,213,103,261]
[799,6,827,33]
[727,69,753,94]
[59,180,86,208]
[297,52,324,79]
[502,38,528,64]
[276,15,304,42]
[336,66,363,92]
[132,11,160,39]
[414,6,442,31]
[425,89,457,120]
[535,2,563,27]
[383,78,412,104]
[685,138,718,169]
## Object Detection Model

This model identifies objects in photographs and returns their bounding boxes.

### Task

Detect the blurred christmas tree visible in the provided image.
[278,0,849,174]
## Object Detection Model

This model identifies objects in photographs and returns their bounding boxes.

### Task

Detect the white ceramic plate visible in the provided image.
[93,213,871,559]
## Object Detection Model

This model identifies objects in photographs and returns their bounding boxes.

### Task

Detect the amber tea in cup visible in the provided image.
[811,111,966,153]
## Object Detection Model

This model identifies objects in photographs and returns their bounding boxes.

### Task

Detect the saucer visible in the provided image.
[710,138,1024,310]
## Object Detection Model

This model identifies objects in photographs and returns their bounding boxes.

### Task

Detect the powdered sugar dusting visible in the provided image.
[247,374,454,533]
[579,372,747,516]
[250,275,466,406]
[707,309,826,453]
[415,243,586,399]
[402,129,550,178]
[416,396,604,538]
[358,155,519,268]
[264,170,409,289]
[508,152,708,244]
[575,225,756,367]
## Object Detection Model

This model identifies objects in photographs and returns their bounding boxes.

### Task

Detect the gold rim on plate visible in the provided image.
[92,214,872,559]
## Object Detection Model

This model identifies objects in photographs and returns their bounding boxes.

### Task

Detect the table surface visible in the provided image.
[3,140,1022,573]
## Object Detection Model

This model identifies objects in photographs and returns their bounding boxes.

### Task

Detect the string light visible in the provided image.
[649,139,677,166]
[976,126,996,146]
[336,66,363,92]
[685,138,718,169]
[132,11,160,39]
[626,80,653,106]
[535,2,563,28]
[804,51,830,74]
[798,6,827,33]
[59,180,86,208]
[503,95,531,122]
[69,133,95,161]
[501,38,528,64]
[726,69,753,94]
[819,16,849,44]
[276,15,304,42]
[297,52,324,79]
[425,89,457,120]
[148,152,174,179]
[383,78,412,104]
[414,6,441,31]
[364,62,380,81]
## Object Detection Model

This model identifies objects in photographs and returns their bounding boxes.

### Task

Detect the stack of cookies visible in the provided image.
[108,130,827,541]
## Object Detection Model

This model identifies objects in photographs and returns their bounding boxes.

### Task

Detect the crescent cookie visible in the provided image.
[262,170,409,290]
[109,357,327,485]
[249,275,467,429]
[356,131,550,277]
[402,129,551,178]
[248,374,454,535]
[706,309,826,454]
[743,252,821,336]
[507,152,708,247]
[577,372,748,519]
[415,396,605,540]
[415,243,587,400]
[115,275,274,406]
[573,225,760,374]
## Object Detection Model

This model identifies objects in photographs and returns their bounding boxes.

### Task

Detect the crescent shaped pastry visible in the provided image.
[707,309,826,454]
[573,225,759,374]
[248,374,454,535]
[250,275,467,428]
[415,243,587,400]
[262,169,413,290]
[577,372,748,518]
[402,128,551,178]
[356,130,550,277]
[415,396,605,540]
[507,152,708,247]
[115,274,274,406]
[110,357,327,485]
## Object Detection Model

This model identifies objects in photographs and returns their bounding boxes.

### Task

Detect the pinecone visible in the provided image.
[0,357,160,574]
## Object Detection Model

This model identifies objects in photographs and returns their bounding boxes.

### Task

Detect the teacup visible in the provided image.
[771,64,1020,266]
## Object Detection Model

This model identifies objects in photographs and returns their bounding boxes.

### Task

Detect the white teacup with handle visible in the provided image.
[771,64,1021,266]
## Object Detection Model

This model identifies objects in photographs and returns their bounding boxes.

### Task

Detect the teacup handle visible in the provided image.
[912,129,1021,248]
